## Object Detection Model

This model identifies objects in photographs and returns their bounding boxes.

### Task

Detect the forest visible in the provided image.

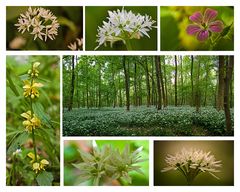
[63,55,234,136]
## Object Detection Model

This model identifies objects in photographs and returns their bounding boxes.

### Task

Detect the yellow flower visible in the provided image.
[28,62,40,77]
[23,80,43,99]
[27,152,49,173]
[32,162,41,173]
[27,152,40,163]
[21,111,41,132]
[40,159,49,170]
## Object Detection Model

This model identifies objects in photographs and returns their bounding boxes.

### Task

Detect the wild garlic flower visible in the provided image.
[95,8,156,50]
[21,111,41,132]
[73,143,145,185]
[23,80,43,99]
[15,7,59,41]
[28,152,49,173]
[68,38,83,51]
[162,148,222,185]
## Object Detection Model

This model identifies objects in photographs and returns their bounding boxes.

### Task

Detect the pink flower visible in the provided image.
[186,8,224,41]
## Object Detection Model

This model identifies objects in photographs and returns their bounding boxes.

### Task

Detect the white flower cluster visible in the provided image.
[68,38,83,51]
[95,8,156,50]
[15,7,59,41]
[162,148,222,180]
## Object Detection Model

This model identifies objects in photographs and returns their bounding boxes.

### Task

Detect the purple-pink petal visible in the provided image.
[197,30,209,41]
[189,12,203,24]
[186,24,202,35]
[208,20,224,33]
[203,8,218,23]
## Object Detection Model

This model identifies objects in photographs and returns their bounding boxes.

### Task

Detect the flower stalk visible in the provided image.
[21,62,49,174]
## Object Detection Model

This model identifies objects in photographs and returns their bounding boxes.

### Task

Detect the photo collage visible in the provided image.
[3,1,237,191]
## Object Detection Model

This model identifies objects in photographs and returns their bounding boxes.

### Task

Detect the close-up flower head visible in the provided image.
[186,8,224,41]
[95,7,156,50]
[162,148,222,184]
[15,7,59,41]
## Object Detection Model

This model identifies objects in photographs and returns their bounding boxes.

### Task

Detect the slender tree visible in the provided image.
[163,56,168,106]
[191,55,194,106]
[123,56,130,111]
[180,56,184,105]
[195,58,201,112]
[155,56,162,110]
[159,56,166,107]
[145,58,151,107]
[134,62,138,106]
[68,55,75,111]
[174,56,178,106]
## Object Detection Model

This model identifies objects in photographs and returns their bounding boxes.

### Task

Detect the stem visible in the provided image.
[9,154,16,185]
[30,63,38,161]
[125,39,132,50]
[209,34,221,50]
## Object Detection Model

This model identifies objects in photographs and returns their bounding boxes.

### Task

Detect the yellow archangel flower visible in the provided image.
[23,80,43,99]
[21,111,41,132]
[28,62,40,78]
[27,152,49,173]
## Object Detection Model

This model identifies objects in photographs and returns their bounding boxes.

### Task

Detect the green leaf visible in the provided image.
[36,171,54,186]
[32,102,53,128]
[78,149,95,162]
[220,23,233,37]
[6,68,20,97]
[7,131,28,155]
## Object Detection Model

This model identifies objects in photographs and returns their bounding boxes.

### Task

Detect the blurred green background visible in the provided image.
[6,6,83,50]
[85,6,157,51]
[154,141,234,186]
[160,6,234,51]
[6,55,60,185]
[64,140,149,186]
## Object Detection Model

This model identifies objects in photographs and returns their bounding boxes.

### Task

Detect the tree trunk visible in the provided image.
[159,56,166,107]
[180,56,184,105]
[68,55,75,111]
[86,65,89,109]
[191,55,194,106]
[155,56,162,110]
[195,59,201,112]
[145,58,151,107]
[151,57,155,106]
[224,56,233,134]
[204,62,209,106]
[163,56,168,106]
[174,56,178,106]
[98,63,101,108]
[134,62,138,106]
[217,56,225,111]
[123,56,130,111]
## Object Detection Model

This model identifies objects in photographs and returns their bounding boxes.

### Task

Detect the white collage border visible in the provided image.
[1,0,239,192]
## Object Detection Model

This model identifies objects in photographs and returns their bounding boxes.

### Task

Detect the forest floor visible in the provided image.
[63,106,233,136]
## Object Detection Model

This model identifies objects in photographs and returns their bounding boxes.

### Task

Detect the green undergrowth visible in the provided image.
[63,106,234,136]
